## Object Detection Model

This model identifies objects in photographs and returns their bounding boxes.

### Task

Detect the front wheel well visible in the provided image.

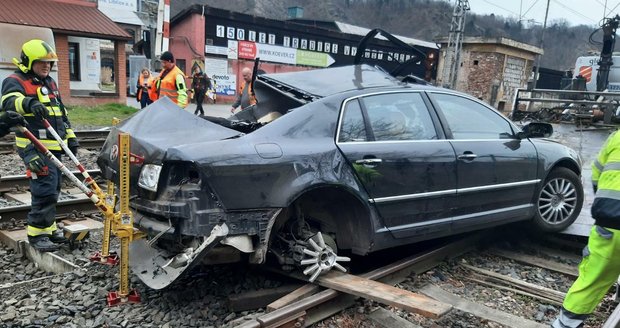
[551,159,581,178]
[273,186,373,252]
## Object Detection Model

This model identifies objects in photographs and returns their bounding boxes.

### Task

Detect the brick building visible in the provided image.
[0,0,131,106]
[436,37,543,112]
[170,5,438,104]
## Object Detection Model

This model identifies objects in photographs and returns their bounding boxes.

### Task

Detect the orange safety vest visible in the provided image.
[153,66,185,104]
[238,81,257,106]
[137,74,154,102]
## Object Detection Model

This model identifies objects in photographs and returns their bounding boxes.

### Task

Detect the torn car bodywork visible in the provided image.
[98,63,583,289]
[97,67,396,288]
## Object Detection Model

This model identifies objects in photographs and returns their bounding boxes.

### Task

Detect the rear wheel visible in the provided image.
[269,212,350,282]
[532,167,584,232]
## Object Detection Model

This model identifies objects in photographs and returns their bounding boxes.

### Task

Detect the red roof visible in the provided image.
[0,0,131,40]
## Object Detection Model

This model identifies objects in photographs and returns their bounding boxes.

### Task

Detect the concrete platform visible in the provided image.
[0,217,103,273]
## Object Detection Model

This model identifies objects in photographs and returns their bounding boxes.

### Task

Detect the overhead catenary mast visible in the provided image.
[441,0,470,89]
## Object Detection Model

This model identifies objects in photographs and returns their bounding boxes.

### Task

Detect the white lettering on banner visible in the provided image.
[216,25,225,38]
[257,44,297,64]
[268,34,276,45]
[212,74,237,96]
[249,31,256,42]
[227,27,235,39]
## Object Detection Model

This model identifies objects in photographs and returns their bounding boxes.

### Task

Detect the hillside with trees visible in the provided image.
[172,0,605,72]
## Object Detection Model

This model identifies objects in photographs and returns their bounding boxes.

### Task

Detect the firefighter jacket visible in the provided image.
[591,130,620,229]
[231,80,257,110]
[136,74,155,102]
[152,65,187,108]
[0,71,76,152]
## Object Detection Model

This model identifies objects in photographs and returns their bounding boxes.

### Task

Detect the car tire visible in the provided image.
[532,167,584,232]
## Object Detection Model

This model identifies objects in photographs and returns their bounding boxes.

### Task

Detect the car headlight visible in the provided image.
[138,164,162,192]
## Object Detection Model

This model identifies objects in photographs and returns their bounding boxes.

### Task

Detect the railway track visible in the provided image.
[0,130,109,153]
[0,169,102,224]
[228,228,619,328]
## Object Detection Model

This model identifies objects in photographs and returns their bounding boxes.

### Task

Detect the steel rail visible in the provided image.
[0,197,98,224]
[0,169,102,193]
[0,130,110,152]
[237,231,486,328]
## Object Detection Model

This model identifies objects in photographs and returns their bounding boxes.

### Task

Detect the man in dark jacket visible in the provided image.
[190,70,212,116]
[1,39,78,252]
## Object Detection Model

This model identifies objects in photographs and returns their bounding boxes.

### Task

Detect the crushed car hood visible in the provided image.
[259,64,401,98]
[97,97,240,179]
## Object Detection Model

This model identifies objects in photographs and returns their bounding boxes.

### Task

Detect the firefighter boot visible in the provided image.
[28,236,59,252]
[49,230,68,244]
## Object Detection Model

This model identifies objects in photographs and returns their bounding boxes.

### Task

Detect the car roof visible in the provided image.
[258,64,406,99]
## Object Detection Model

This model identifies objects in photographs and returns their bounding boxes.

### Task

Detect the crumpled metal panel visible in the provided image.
[96,97,239,181]
[259,64,401,98]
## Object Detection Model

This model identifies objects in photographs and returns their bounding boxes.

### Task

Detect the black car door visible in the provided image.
[427,92,539,232]
[336,91,458,239]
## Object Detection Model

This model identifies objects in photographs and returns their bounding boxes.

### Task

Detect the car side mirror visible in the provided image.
[517,122,553,139]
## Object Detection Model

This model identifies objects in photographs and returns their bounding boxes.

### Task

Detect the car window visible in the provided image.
[361,93,437,141]
[432,93,514,140]
[339,99,368,142]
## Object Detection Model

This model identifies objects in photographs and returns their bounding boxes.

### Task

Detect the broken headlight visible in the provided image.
[138,164,162,192]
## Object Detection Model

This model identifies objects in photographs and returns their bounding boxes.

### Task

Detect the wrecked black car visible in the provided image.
[97,64,583,289]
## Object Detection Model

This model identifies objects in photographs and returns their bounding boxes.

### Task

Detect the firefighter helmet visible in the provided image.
[19,39,58,72]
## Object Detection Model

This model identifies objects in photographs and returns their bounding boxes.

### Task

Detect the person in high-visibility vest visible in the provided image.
[136,67,154,109]
[1,39,77,252]
[230,67,257,114]
[552,130,620,328]
[151,51,187,108]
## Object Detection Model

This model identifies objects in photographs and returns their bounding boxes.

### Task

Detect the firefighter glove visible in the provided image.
[0,111,27,127]
[24,151,45,174]
[67,137,79,156]
[28,100,49,121]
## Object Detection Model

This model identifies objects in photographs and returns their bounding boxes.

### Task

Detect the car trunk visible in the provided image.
[96,97,240,187]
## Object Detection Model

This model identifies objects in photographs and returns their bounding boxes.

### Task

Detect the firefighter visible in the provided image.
[0,39,78,252]
[552,130,620,328]
[230,67,257,114]
[151,51,188,108]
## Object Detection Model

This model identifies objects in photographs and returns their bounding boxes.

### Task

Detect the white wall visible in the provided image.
[68,36,101,91]
[0,23,57,91]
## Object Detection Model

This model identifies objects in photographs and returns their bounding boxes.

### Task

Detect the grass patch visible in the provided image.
[65,103,138,126]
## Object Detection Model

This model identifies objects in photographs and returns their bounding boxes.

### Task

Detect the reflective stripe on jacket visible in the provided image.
[153,66,187,108]
[591,130,620,229]
[0,72,69,151]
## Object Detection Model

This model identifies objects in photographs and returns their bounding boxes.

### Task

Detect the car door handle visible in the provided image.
[355,158,383,165]
[457,152,477,161]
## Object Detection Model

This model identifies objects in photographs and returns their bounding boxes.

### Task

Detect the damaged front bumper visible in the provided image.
[128,196,283,289]
[130,223,229,290]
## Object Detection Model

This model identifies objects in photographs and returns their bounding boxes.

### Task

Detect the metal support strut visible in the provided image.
[106,133,146,306]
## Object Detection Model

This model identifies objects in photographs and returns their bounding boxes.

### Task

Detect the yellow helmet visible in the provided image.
[19,39,58,72]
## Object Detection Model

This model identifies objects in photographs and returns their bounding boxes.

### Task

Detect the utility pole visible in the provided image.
[441,0,470,89]
[154,0,170,57]
[533,0,550,89]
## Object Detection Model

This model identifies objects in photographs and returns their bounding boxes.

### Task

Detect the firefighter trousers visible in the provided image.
[26,155,62,237]
[553,225,620,328]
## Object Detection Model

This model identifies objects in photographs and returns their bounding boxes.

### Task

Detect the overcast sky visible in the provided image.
[465,0,620,27]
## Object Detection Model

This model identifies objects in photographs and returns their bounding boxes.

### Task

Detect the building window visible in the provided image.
[474,60,479,65]
[125,29,135,45]
[176,59,186,74]
[68,42,80,81]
